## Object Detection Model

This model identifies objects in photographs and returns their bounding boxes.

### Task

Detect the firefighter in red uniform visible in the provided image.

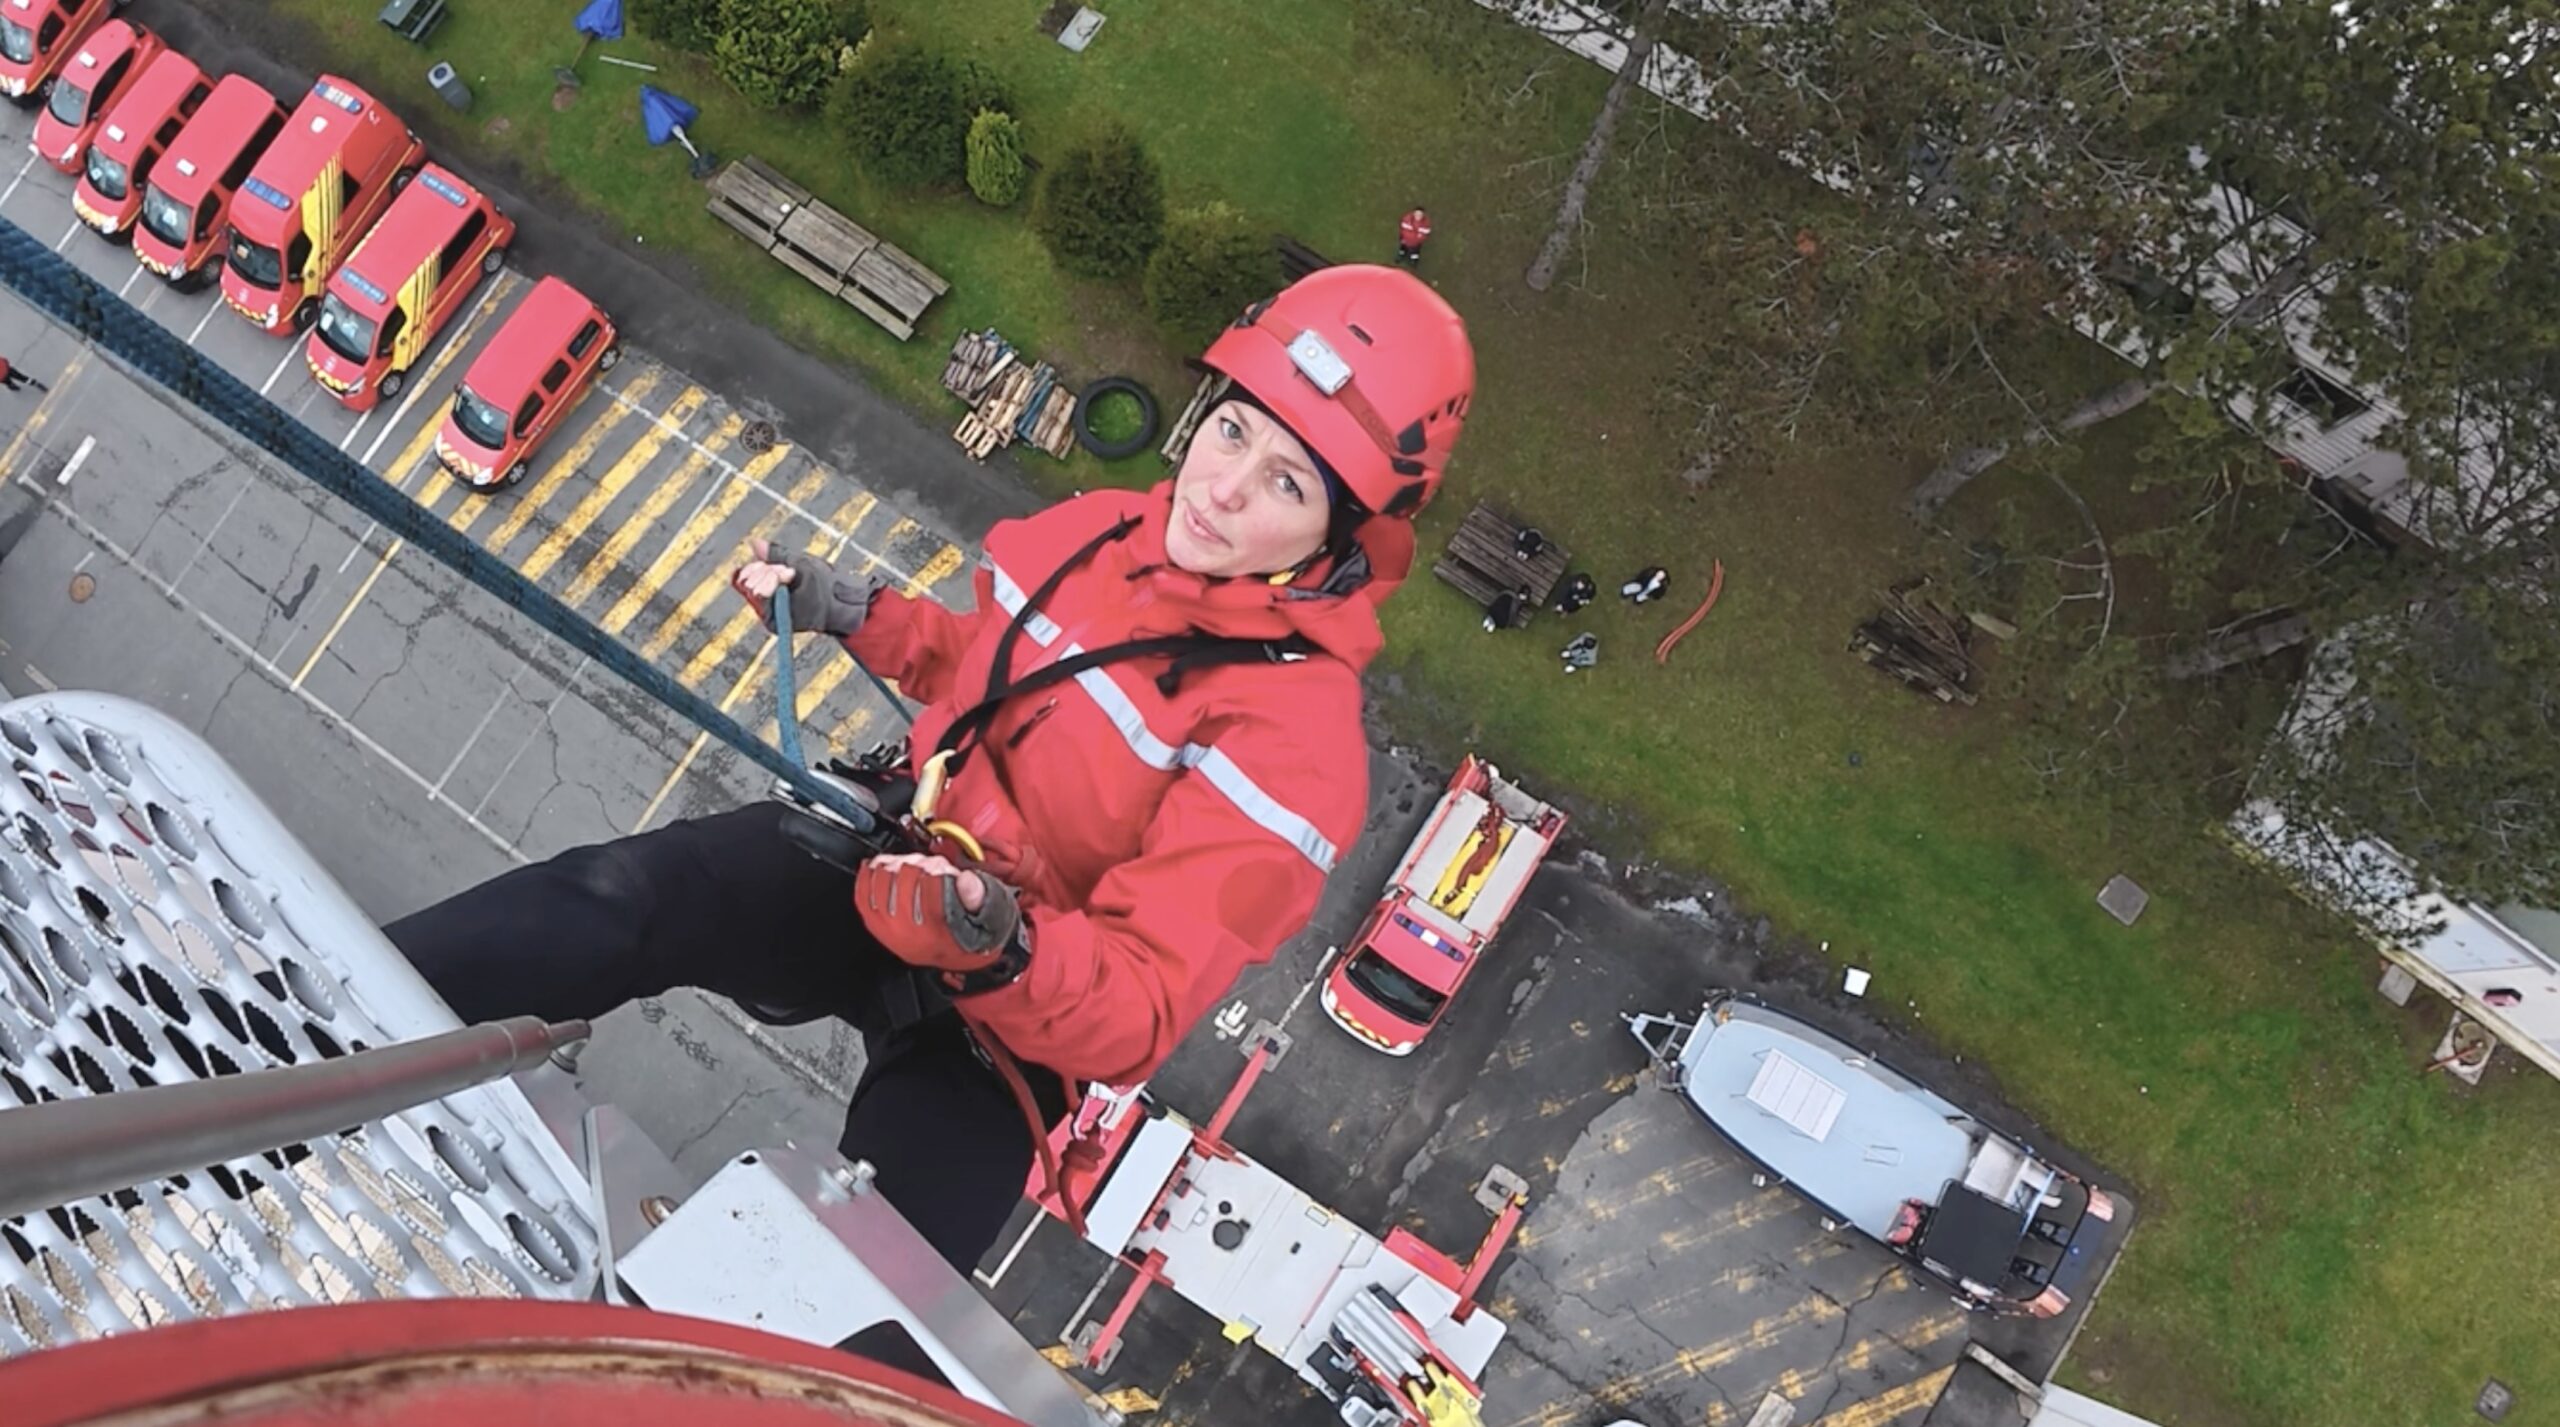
[1397,206,1432,265]
[387,264,1475,1269]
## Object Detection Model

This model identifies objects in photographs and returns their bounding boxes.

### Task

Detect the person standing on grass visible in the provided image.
[0,357,47,395]
[1398,206,1433,265]
[384,265,1477,1271]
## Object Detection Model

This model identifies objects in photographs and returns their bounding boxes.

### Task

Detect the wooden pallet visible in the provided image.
[1160,370,1226,464]
[1849,580,1977,704]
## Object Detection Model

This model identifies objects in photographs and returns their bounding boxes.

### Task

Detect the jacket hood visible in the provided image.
[999,483,1409,672]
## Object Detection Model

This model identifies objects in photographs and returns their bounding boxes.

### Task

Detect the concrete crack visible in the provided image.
[1804,1262,1906,1423]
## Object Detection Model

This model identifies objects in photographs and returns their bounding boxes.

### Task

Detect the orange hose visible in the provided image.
[1655,559,1726,664]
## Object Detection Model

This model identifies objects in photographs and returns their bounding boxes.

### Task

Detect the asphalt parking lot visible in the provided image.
[0,15,2134,1421]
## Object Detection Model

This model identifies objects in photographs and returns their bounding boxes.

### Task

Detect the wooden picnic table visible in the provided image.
[1433,502,1570,628]
[704,156,950,341]
[705,156,809,244]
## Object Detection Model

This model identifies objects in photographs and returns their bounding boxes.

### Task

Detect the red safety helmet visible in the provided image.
[1200,264,1474,520]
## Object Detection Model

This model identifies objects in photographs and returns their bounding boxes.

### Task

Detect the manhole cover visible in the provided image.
[740,420,779,454]
[68,573,95,603]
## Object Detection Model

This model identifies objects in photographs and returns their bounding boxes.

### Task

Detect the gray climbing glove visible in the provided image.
[765,546,883,638]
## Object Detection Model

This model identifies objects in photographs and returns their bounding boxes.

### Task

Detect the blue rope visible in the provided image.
[0,220,892,832]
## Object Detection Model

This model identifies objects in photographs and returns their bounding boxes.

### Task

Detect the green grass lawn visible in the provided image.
[256,2,2560,1423]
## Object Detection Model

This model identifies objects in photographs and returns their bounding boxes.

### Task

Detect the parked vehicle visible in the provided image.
[132,75,285,291]
[305,163,512,411]
[25,16,160,174]
[221,76,421,335]
[1321,755,1565,1055]
[0,0,116,106]
[67,47,205,243]
[434,276,619,489]
[1628,994,2117,1317]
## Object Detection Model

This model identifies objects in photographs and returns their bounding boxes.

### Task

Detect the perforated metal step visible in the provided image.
[0,694,600,1354]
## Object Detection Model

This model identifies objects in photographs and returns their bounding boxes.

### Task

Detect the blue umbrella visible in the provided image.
[639,85,716,178]
[574,0,624,40]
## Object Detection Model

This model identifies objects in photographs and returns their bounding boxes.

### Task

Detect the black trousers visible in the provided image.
[385,803,1066,1270]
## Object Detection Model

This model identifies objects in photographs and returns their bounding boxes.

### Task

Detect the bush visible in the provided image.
[832,0,871,50]
[1144,203,1279,349]
[713,0,840,109]
[829,43,1011,188]
[965,110,1028,207]
[628,0,721,51]
[1033,126,1166,280]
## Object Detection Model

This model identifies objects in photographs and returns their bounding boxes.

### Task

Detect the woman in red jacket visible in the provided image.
[388,264,1475,1268]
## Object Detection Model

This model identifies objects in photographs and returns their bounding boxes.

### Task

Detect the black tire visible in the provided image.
[291,297,320,333]
[597,345,622,372]
[378,367,406,401]
[500,459,530,488]
[1074,376,1159,461]
[480,244,505,276]
[391,166,416,193]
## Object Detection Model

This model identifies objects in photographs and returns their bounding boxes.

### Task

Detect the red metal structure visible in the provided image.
[5,1300,1032,1427]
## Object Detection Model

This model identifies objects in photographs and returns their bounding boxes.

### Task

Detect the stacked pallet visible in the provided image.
[1849,580,1978,704]
[943,330,1078,461]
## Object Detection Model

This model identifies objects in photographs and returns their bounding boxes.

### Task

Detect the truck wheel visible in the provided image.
[391,166,416,193]
[597,345,622,372]
[378,368,406,401]
[480,245,505,276]
[291,297,320,333]
[500,459,530,488]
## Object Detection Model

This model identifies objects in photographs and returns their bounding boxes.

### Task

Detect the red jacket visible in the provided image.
[845,484,1409,1085]
[1399,209,1432,247]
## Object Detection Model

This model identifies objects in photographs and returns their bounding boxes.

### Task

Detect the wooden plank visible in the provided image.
[771,242,849,296]
[873,237,951,297]
[850,248,935,318]
[836,282,916,342]
[738,156,811,207]
[706,199,783,248]
[709,159,805,230]
[776,204,878,278]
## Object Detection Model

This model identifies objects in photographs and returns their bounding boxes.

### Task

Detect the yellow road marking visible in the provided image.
[903,541,966,597]
[442,369,665,537]
[290,539,403,689]
[1804,1365,1956,1427]
[855,517,915,575]
[633,487,876,829]
[1099,1386,1161,1416]
[0,351,92,480]
[824,702,874,756]
[638,464,834,662]
[508,388,709,576]
[558,413,743,606]
[600,442,799,637]
[372,277,517,490]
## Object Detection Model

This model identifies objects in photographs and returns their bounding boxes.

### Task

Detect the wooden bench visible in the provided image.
[706,156,807,246]
[705,157,950,341]
[1433,502,1570,628]
[1275,233,1334,281]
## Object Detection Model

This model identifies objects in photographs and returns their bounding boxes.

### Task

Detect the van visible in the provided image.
[134,75,285,291]
[435,277,621,488]
[26,17,162,174]
[0,0,114,105]
[220,77,422,336]
[68,49,206,242]
[305,163,513,411]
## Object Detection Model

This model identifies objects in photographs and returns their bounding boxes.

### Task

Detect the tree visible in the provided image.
[1144,203,1278,349]
[1524,0,1672,293]
[965,110,1028,207]
[829,43,1010,188]
[714,0,841,109]
[628,0,720,52]
[1033,126,1165,280]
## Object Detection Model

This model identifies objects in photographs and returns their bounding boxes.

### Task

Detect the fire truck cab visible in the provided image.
[25,16,160,174]
[67,47,203,243]
[436,276,620,488]
[221,76,422,336]
[306,163,512,411]
[0,0,114,106]
[134,75,284,291]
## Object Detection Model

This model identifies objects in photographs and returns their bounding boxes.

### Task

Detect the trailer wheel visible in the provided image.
[1074,376,1158,461]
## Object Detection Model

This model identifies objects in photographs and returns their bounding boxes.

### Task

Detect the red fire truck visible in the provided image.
[220,76,421,335]
[133,75,285,291]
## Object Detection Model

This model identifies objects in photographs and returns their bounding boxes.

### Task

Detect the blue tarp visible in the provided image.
[574,0,624,41]
[639,85,699,146]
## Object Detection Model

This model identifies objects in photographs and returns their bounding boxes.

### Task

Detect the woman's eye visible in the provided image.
[1277,473,1303,502]
[1219,417,1242,442]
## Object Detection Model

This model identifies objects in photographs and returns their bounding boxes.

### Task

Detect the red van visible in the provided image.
[306,163,513,411]
[134,76,285,291]
[0,0,115,106]
[221,77,422,336]
[435,277,619,488]
[68,48,205,243]
[26,17,161,174]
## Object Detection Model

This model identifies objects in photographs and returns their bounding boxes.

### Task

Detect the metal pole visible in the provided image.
[0,1016,588,1221]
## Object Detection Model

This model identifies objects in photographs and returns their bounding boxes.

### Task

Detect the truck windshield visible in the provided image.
[450,385,510,449]
[228,233,282,288]
[47,79,91,125]
[1344,949,1447,1025]
[84,148,130,202]
[314,295,377,364]
[0,19,34,66]
[141,186,191,247]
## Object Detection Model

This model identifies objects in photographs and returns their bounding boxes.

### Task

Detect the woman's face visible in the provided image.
[1164,400,1333,579]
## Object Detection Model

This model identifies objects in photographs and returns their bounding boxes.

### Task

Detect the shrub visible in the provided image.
[1032,125,1166,280]
[832,0,871,50]
[965,110,1029,207]
[1144,202,1279,349]
[713,0,840,109]
[829,43,1010,188]
[627,0,720,51]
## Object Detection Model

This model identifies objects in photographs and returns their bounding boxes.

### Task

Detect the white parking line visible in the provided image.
[0,151,38,206]
[23,478,530,865]
[433,675,517,793]
[337,521,378,574]
[53,435,95,486]
[259,340,301,396]
[469,655,592,821]
[339,405,375,452]
[185,301,221,344]
[54,218,79,252]
[117,264,144,298]
[168,475,253,589]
